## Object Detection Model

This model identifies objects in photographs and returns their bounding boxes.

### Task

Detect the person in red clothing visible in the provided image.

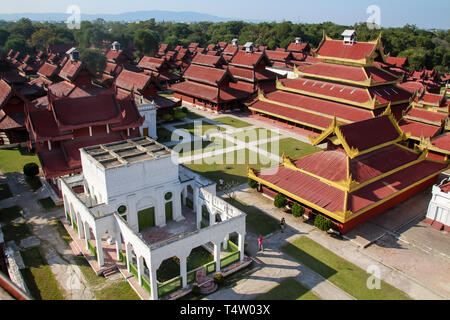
[258,235,264,252]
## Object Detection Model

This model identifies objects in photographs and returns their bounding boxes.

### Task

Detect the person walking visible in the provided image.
[280,218,286,233]
[258,235,264,252]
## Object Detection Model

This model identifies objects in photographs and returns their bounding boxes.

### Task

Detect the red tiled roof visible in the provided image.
[223,45,239,56]
[264,90,374,123]
[191,54,225,68]
[0,79,13,109]
[59,60,86,81]
[405,108,447,124]
[0,112,25,130]
[348,161,447,212]
[265,50,292,62]
[287,43,309,53]
[51,94,123,130]
[338,116,401,152]
[183,65,232,87]
[386,57,408,68]
[230,51,272,69]
[37,63,59,79]
[430,133,450,152]
[299,63,398,85]
[138,56,166,72]
[249,100,335,130]
[398,81,426,93]
[170,81,249,103]
[49,81,75,97]
[115,69,155,93]
[257,166,346,212]
[317,39,376,61]
[398,119,442,139]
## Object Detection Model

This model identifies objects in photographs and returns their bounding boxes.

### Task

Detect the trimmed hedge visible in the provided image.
[292,203,305,218]
[248,178,258,189]
[23,163,39,178]
[314,215,333,232]
[162,114,174,122]
[274,194,287,209]
[174,112,187,121]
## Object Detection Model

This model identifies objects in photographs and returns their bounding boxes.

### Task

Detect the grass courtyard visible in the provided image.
[259,138,321,160]
[225,198,280,236]
[282,236,411,300]
[175,121,226,137]
[256,278,321,300]
[184,148,275,185]
[212,117,252,129]
[230,128,279,143]
[0,148,40,174]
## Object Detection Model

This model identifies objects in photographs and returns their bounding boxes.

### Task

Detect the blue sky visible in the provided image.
[2,0,449,29]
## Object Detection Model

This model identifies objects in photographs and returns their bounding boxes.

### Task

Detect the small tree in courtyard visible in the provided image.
[23,163,39,178]
[248,178,258,189]
[274,194,287,209]
[292,203,305,218]
[314,215,334,232]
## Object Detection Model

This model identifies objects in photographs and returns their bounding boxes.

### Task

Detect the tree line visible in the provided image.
[0,18,449,74]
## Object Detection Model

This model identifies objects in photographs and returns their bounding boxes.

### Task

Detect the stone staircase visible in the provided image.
[0,132,10,145]
[103,266,120,278]
[196,269,217,295]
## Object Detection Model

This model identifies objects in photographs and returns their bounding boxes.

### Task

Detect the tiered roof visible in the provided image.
[249,112,448,232]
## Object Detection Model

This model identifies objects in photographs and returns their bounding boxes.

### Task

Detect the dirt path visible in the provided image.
[1,172,96,300]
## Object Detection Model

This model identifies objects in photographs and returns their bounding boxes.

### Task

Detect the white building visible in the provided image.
[61,137,248,300]
[425,178,450,232]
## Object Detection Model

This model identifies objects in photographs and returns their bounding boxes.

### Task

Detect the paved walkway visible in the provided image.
[217,185,449,300]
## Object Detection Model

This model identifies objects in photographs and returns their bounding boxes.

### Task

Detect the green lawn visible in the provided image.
[72,256,108,287]
[94,280,141,300]
[184,148,276,185]
[0,183,13,201]
[256,278,321,300]
[38,197,56,211]
[0,148,40,174]
[259,138,321,160]
[173,137,235,157]
[175,121,226,137]
[230,128,279,143]
[282,236,411,300]
[49,220,72,246]
[157,127,177,144]
[186,111,204,120]
[213,117,252,129]
[21,247,65,300]
[225,198,280,236]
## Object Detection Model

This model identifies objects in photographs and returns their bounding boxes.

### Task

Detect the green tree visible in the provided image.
[80,49,106,75]
[134,29,160,56]
[30,29,56,51]
[4,34,28,53]
[0,29,10,47]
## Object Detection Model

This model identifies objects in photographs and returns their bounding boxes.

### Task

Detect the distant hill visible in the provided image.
[0,10,240,23]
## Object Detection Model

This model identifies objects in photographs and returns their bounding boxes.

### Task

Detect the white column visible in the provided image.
[126,244,132,272]
[84,223,90,249]
[223,234,230,250]
[174,196,183,222]
[196,200,202,229]
[76,214,83,239]
[137,256,144,286]
[95,231,104,267]
[214,242,221,273]
[180,255,188,289]
[115,232,122,262]
[209,210,214,227]
[149,264,159,300]
[193,186,199,213]
[238,233,245,262]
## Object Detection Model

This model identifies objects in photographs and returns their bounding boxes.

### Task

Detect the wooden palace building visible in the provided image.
[249,111,449,233]
[248,30,413,135]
